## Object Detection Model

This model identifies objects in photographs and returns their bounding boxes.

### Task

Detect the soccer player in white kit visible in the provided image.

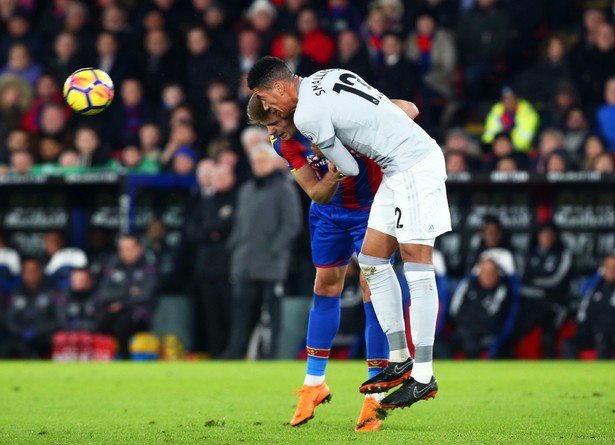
[248,57,452,411]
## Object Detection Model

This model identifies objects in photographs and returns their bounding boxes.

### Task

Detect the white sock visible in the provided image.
[304,375,325,386]
[358,254,410,362]
[367,392,385,402]
[405,263,438,383]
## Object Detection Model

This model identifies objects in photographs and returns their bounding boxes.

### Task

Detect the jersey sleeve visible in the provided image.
[293,105,335,149]
[271,135,309,173]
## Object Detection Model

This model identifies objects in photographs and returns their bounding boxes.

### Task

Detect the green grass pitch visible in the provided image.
[0,360,614,444]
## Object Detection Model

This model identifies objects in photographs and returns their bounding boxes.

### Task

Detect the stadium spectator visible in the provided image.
[562,107,591,163]
[405,12,458,133]
[231,27,263,92]
[160,120,198,169]
[494,156,520,173]
[360,5,389,66]
[181,161,236,357]
[221,144,302,359]
[156,83,188,141]
[278,31,319,78]
[590,152,615,174]
[275,0,309,31]
[137,122,164,164]
[103,78,156,150]
[332,29,375,84]
[116,145,160,174]
[1,128,31,165]
[62,267,97,332]
[595,76,615,152]
[0,74,33,142]
[45,31,83,86]
[571,19,615,110]
[244,0,278,55]
[540,81,580,131]
[184,26,228,107]
[481,85,540,153]
[0,42,42,86]
[455,0,510,102]
[72,125,111,169]
[63,1,96,59]
[20,74,69,136]
[482,132,529,172]
[90,31,132,91]
[318,0,363,37]
[0,10,42,66]
[296,7,336,68]
[202,2,236,57]
[374,32,422,104]
[169,146,198,175]
[7,149,34,174]
[136,28,181,102]
[94,234,158,359]
[239,125,269,158]
[1,257,64,358]
[579,134,607,172]
[515,34,572,113]
[510,221,572,358]
[563,254,615,359]
[42,230,88,291]
[530,128,570,174]
[465,214,517,275]
[439,256,516,358]
[445,150,469,174]
[441,127,483,172]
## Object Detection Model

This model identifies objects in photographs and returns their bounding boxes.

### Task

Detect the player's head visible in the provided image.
[247,56,297,118]
[247,93,296,140]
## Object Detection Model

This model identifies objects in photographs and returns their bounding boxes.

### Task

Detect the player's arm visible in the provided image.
[391,99,419,120]
[292,163,341,204]
[318,136,360,176]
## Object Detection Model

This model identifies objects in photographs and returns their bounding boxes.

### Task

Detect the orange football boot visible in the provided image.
[355,396,383,432]
[290,381,331,426]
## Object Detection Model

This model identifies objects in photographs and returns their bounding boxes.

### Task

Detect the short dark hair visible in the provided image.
[246,93,269,125]
[247,56,293,90]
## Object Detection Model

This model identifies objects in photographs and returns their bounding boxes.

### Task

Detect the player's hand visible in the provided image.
[310,143,324,159]
[328,161,346,182]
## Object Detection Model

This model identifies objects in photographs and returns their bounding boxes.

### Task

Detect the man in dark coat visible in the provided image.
[221,144,302,359]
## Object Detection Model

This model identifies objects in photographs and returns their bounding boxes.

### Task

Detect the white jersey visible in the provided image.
[293,69,439,176]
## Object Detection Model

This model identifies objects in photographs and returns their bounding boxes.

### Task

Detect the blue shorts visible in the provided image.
[309,203,370,268]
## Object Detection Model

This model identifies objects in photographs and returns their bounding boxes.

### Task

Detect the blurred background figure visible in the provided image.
[181,161,237,357]
[510,222,572,358]
[438,256,517,359]
[1,257,64,358]
[221,145,302,359]
[94,234,158,359]
[563,254,615,359]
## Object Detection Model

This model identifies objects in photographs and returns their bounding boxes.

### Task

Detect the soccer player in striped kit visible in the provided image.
[247,94,418,431]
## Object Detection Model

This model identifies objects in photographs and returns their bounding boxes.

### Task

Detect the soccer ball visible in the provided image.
[63,68,114,115]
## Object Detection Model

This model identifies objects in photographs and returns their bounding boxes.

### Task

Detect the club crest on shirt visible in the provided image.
[303,131,316,142]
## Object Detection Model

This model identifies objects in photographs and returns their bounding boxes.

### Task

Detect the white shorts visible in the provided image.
[367,148,452,243]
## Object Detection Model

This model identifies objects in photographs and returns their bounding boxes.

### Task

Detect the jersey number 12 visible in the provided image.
[333,73,381,105]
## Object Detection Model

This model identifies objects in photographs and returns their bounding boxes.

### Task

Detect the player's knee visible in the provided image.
[357,253,391,282]
[313,279,343,296]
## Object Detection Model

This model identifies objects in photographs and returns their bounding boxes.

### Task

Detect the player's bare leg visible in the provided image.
[290,265,345,426]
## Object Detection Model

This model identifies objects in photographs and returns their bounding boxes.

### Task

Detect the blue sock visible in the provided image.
[364,301,390,379]
[305,294,340,378]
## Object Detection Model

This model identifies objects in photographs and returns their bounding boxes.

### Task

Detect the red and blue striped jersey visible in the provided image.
[271,132,382,210]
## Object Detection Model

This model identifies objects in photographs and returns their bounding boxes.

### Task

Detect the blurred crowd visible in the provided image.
[0,0,614,177]
[1,0,615,360]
